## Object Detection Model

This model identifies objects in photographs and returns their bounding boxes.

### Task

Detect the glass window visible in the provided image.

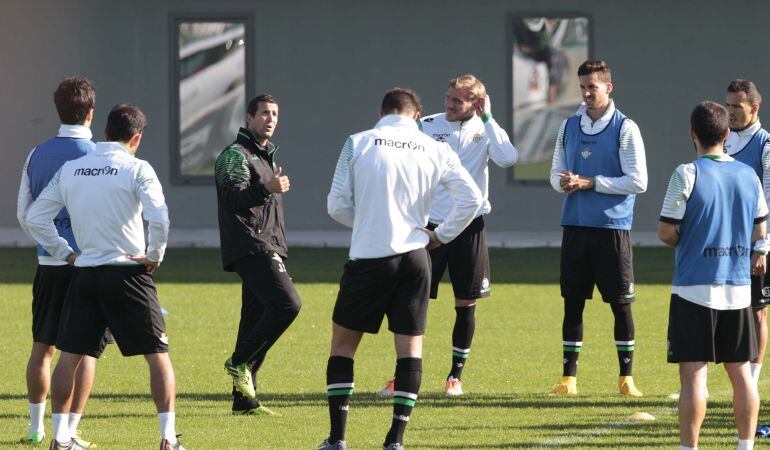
[510,16,591,183]
[171,18,251,183]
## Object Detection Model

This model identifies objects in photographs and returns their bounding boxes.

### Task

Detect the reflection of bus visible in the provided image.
[178,24,246,176]
[512,18,589,179]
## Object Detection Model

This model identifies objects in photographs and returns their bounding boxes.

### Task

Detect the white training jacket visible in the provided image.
[25,142,169,267]
[420,112,518,223]
[328,114,483,259]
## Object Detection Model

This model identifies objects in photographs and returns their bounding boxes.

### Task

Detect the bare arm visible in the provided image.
[658,222,679,247]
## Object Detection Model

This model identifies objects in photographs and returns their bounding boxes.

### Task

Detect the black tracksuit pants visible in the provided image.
[231,252,302,371]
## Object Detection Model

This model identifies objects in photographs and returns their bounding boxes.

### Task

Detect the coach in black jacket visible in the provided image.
[214,94,301,415]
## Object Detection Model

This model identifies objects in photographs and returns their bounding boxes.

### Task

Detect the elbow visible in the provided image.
[631,175,648,194]
[550,176,563,193]
[658,224,678,246]
[326,200,339,219]
[496,151,519,168]
[25,216,40,231]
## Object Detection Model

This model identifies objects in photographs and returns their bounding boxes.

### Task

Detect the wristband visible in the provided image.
[754,238,770,255]
[481,112,492,123]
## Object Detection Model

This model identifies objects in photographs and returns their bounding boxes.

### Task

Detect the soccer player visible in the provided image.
[318,88,482,450]
[215,94,301,415]
[25,104,184,450]
[379,74,518,397]
[15,76,102,447]
[549,60,648,397]
[660,100,768,450]
[723,79,770,388]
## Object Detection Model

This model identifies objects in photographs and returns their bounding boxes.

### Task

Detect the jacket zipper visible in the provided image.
[257,145,279,234]
[257,198,270,234]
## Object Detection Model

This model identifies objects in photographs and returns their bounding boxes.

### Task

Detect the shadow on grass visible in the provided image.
[0,391,680,410]
[0,247,675,285]
[417,443,674,449]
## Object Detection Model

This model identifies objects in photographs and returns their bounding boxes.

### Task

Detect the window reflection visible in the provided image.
[511,17,590,182]
[177,22,246,177]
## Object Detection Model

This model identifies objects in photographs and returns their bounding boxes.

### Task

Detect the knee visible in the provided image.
[610,302,633,319]
[285,296,301,318]
[30,344,56,362]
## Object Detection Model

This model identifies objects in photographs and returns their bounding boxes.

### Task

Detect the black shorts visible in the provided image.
[57,265,168,357]
[333,248,430,336]
[428,216,490,300]
[751,268,770,309]
[31,265,108,357]
[560,226,635,303]
[667,294,757,363]
[32,265,74,346]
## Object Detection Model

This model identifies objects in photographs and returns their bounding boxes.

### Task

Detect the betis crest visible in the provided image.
[581,147,592,159]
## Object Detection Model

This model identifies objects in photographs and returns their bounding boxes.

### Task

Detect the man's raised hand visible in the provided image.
[266,166,291,194]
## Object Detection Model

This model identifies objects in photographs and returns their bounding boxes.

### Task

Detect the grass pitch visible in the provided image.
[0,247,763,449]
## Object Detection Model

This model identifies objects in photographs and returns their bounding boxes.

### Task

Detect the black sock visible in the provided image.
[611,303,635,376]
[562,299,586,377]
[449,305,476,380]
[384,357,422,446]
[326,356,354,443]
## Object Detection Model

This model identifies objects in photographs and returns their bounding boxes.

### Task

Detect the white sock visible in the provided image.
[158,412,177,443]
[29,402,45,434]
[737,439,754,450]
[679,446,697,450]
[751,363,762,386]
[52,413,71,443]
[68,412,82,436]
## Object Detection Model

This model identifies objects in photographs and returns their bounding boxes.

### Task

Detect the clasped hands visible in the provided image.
[558,171,594,195]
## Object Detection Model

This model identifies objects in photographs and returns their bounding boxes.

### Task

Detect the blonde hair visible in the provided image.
[449,75,486,101]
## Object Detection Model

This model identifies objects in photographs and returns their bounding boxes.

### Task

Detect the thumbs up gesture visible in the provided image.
[266,166,291,194]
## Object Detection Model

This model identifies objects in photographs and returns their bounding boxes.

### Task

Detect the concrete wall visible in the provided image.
[2,0,767,233]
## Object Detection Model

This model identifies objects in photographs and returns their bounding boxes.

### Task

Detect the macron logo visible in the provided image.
[374,138,425,151]
[74,166,119,177]
[702,245,749,258]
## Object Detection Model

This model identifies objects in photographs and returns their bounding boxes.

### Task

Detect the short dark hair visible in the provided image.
[691,101,729,147]
[577,60,612,83]
[247,94,278,116]
[381,87,422,115]
[53,76,96,125]
[105,104,148,142]
[727,79,762,105]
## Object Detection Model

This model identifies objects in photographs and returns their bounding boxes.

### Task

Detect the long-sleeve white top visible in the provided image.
[420,112,517,223]
[328,114,483,259]
[724,120,770,206]
[16,125,93,265]
[25,141,169,266]
[550,100,647,195]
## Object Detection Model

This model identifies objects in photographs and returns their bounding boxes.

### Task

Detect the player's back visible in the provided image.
[348,115,449,257]
[58,141,151,265]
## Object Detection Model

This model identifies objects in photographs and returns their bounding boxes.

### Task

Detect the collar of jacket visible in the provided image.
[375,114,420,129]
[236,127,276,156]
